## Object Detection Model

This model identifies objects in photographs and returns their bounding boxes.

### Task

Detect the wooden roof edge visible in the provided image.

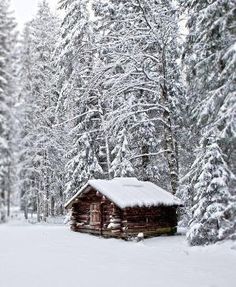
[64,183,89,209]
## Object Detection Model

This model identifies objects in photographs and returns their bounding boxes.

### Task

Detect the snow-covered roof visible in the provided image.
[65,177,182,209]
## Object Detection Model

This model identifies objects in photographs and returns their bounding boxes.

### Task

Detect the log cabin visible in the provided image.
[65,177,182,239]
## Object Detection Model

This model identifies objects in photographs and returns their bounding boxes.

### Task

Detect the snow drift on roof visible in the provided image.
[65,177,182,209]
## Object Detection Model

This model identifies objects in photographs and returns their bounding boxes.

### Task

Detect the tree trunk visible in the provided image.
[6,164,11,217]
[43,150,49,221]
[51,196,55,217]
[160,84,179,194]
[44,188,49,221]
[24,204,28,220]
[59,185,64,215]
[142,144,150,181]
[37,194,41,222]
[0,189,6,222]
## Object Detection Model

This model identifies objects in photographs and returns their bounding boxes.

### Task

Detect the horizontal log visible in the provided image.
[124,227,177,237]
[71,226,177,239]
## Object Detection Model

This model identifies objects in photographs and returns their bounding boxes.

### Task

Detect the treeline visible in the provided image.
[0,0,235,245]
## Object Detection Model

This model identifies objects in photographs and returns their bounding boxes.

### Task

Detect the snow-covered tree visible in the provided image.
[92,0,182,191]
[182,0,236,145]
[57,0,104,199]
[110,129,134,177]
[187,142,235,245]
[65,132,103,200]
[0,0,17,222]
[18,1,62,220]
[179,0,236,241]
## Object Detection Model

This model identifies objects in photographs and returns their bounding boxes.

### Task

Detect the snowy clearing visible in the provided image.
[0,224,236,287]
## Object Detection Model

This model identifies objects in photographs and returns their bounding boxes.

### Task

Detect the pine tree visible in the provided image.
[187,142,235,245]
[18,1,61,221]
[0,0,17,222]
[65,132,103,200]
[182,0,236,144]
[110,129,134,177]
[180,0,236,241]
[57,0,104,199]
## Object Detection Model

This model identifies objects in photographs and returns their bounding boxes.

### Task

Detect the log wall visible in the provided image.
[122,206,177,238]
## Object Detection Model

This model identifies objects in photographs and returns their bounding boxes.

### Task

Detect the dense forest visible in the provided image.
[0,0,235,246]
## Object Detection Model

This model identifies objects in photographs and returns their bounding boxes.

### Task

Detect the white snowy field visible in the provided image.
[0,224,236,287]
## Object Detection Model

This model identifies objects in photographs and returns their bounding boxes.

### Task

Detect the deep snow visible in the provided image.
[0,223,235,287]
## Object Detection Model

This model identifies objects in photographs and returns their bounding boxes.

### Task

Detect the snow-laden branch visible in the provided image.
[53,110,99,127]
[129,118,170,130]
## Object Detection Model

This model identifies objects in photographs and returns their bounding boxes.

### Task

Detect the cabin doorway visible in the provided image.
[89,203,104,236]
[90,203,101,225]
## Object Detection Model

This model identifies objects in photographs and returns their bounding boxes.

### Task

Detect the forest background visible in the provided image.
[0,0,235,246]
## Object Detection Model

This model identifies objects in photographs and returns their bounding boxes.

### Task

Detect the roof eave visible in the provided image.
[64,183,89,209]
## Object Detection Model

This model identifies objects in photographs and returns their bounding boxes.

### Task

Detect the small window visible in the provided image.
[90,203,101,225]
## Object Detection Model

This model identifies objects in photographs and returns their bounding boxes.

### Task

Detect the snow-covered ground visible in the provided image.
[0,223,236,287]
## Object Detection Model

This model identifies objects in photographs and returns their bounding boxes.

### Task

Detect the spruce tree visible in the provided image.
[181,0,236,242]
[65,132,103,200]
[110,129,134,177]
[187,142,235,245]
[57,0,104,199]
[0,0,17,222]
[18,1,61,221]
